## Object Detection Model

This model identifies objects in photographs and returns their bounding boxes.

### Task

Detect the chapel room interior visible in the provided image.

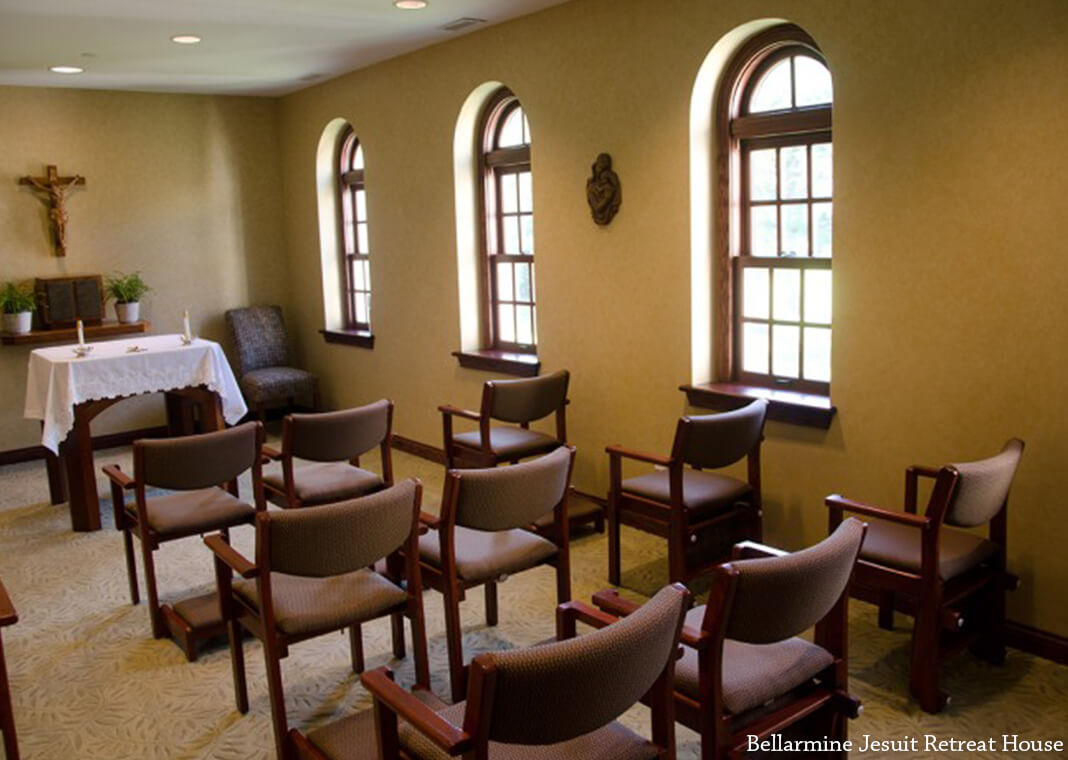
[0,0,1066,758]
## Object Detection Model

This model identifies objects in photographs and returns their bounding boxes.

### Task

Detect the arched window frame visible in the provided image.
[338,126,372,333]
[716,24,832,395]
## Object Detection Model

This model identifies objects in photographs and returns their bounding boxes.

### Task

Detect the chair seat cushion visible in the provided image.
[234,568,407,636]
[140,488,255,538]
[452,426,559,460]
[419,526,558,584]
[621,469,752,513]
[675,606,834,715]
[264,462,383,505]
[860,519,999,580]
[240,366,318,405]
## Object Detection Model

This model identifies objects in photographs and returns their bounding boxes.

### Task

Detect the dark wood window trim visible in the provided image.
[453,349,540,378]
[338,126,373,337]
[320,328,374,349]
[680,382,836,429]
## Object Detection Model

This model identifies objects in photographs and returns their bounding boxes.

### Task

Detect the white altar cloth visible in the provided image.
[24,334,248,454]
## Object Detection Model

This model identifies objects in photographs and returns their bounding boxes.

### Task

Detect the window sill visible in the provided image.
[320,328,374,349]
[680,382,836,429]
[453,349,540,377]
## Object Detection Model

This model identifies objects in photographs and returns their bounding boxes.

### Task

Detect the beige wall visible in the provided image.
[0,87,288,447]
[274,0,1068,635]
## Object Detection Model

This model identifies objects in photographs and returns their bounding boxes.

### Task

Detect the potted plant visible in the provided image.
[105,272,151,324]
[1,281,37,335]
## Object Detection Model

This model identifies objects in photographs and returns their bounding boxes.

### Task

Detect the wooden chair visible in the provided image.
[207,480,429,760]
[826,438,1024,713]
[607,399,767,587]
[262,400,394,508]
[595,519,866,760]
[0,579,19,760]
[102,422,265,661]
[418,445,576,702]
[290,584,691,760]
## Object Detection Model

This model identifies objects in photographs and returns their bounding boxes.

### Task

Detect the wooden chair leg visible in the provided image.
[878,591,895,630]
[262,640,292,760]
[667,521,687,586]
[909,603,946,713]
[138,541,165,639]
[229,619,249,713]
[442,585,466,703]
[607,496,621,586]
[122,527,140,605]
[0,635,19,760]
[409,608,431,690]
[971,580,1008,665]
[484,582,498,627]
[349,625,365,673]
[390,613,406,659]
[593,510,605,534]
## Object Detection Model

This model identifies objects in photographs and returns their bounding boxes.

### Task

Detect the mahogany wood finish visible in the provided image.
[681,382,835,429]
[1,320,149,346]
[0,580,19,760]
[451,349,539,378]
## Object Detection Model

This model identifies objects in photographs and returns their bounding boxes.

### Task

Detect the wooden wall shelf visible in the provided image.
[1,321,151,346]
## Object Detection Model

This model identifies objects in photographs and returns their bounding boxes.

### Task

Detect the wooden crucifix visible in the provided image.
[19,165,86,257]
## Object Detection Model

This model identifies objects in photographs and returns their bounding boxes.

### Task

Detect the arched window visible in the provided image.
[338,127,371,332]
[480,89,536,353]
[718,26,832,393]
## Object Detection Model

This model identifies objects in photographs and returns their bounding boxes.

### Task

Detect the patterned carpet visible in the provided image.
[0,446,1065,759]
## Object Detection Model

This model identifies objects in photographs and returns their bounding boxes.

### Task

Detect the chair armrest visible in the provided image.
[731,540,789,560]
[362,668,471,755]
[0,579,17,627]
[204,534,258,579]
[604,445,673,467]
[904,464,942,513]
[261,445,283,461]
[102,464,135,490]
[438,405,481,422]
[557,600,619,633]
[419,511,441,530]
[592,588,641,617]
[826,494,930,529]
[907,465,942,479]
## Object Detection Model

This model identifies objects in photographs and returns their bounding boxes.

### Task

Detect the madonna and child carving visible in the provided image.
[586,152,621,225]
[18,164,86,257]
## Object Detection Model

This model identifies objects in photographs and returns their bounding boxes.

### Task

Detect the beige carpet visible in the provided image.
[0,445,1065,759]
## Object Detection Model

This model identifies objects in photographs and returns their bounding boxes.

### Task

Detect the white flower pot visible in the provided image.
[115,302,140,324]
[3,311,32,335]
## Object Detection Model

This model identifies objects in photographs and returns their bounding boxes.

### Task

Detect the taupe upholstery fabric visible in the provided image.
[489,370,569,424]
[264,463,383,504]
[452,447,572,531]
[288,400,391,462]
[139,423,258,490]
[946,439,1024,528]
[679,399,767,470]
[225,305,290,375]
[240,367,318,405]
[419,525,557,583]
[452,427,559,459]
[726,518,865,644]
[676,604,834,715]
[860,519,999,580]
[267,480,418,577]
[621,469,751,513]
[234,568,407,636]
[306,690,444,760]
[142,488,255,538]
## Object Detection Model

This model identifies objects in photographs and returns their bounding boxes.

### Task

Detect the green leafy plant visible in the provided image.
[0,281,37,314]
[105,272,151,304]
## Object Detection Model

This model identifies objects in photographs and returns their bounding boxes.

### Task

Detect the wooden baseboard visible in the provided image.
[1005,621,1068,665]
[390,434,446,465]
[0,425,169,467]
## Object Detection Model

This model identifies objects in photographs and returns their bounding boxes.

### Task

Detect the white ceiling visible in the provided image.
[0,0,571,96]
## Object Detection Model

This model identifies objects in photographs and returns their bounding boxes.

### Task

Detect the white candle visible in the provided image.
[182,310,192,341]
[76,319,85,346]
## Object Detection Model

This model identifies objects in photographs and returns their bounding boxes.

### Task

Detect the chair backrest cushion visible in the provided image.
[225,305,290,375]
[725,517,865,644]
[266,480,418,577]
[483,584,687,745]
[488,370,569,424]
[139,423,258,491]
[945,438,1024,528]
[288,400,390,462]
[678,399,767,470]
[453,447,572,531]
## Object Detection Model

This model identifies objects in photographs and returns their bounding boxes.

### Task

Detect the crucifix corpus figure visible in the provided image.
[19,165,86,257]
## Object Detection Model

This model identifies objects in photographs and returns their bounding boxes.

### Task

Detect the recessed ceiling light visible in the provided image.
[171,34,202,44]
[394,0,428,9]
[49,66,84,74]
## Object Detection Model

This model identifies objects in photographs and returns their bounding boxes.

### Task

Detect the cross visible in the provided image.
[19,165,86,258]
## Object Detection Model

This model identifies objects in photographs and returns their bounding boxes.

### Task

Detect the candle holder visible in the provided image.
[72,345,93,358]
[180,334,195,346]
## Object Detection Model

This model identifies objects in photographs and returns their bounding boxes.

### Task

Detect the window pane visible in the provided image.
[522,113,531,144]
[781,204,808,256]
[503,216,520,254]
[804,269,832,324]
[772,324,800,378]
[749,149,776,201]
[750,206,777,257]
[353,144,365,170]
[353,259,365,290]
[498,108,524,147]
[355,293,368,325]
[498,304,515,343]
[363,261,371,289]
[773,268,801,322]
[357,222,369,253]
[516,262,532,302]
[813,202,832,258]
[520,215,534,254]
[749,59,792,113]
[795,56,833,107]
[780,146,807,200]
[742,267,769,319]
[518,171,533,212]
[515,305,534,345]
[497,262,513,301]
[341,191,354,226]
[342,222,354,255]
[812,143,832,198]
[804,327,832,382]
[355,189,367,221]
[501,174,518,213]
[742,322,769,374]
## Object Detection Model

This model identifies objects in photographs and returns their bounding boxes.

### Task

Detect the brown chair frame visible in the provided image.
[261,401,395,509]
[419,446,576,702]
[103,422,266,661]
[607,415,763,587]
[826,446,1021,713]
[0,580,19,760]
[207,481,430,760]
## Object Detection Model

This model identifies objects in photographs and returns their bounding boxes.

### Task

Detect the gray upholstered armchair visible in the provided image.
[225,305,320,422]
